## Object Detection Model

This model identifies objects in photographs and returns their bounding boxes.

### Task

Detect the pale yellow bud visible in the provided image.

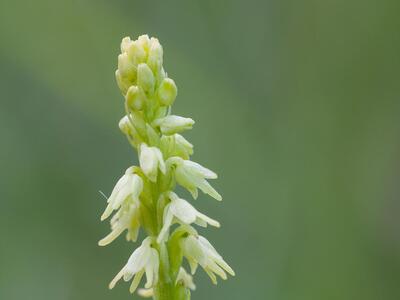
[126,85,146,111]
[147,38,163,73]
[158,78,177,106]
[127,40,147,65]
[138,34,151,54]
[115,70,131,95]
[118,53,136,80]
[137,63,155,94]
[120,37,132,53]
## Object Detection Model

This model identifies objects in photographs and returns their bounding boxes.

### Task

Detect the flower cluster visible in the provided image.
[99,35,234,299]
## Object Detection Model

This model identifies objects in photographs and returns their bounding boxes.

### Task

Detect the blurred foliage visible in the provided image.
[1,0,400,299]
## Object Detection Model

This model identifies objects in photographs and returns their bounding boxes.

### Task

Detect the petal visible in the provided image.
[154,147,166,174]
[196,212,220,228]
[129,269,145,294]
[125,241,152,276]
[108,174,130,203]
[206,260,227,280]
[157,205,174,243]
[98,224,126,246]
[109,267,125,289]
[140,144,158,181]
[144,249,159,288]
[170,198,197,224]
[204,269,218,285]
[184,160,217,179]
[196,179,222,201]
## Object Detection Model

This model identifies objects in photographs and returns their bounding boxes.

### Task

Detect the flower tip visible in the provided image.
[98,239,107,246]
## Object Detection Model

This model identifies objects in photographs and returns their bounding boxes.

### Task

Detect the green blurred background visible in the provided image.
[1,0,400,299]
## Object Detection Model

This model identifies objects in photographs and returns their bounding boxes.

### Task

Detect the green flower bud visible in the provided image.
[158,78,177,106]
[126,85,146,111]
[137,63,155,95]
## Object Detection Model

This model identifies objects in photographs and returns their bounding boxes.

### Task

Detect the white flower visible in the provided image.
[176,267,196,290]
[158,192,220,242]
[139,144,166,182]
[109,237,159,293]
[98,200,141,246]
[101,167,143,221]
[169,157,221,200]
[153,115,194,135]
[159,134,193,160]
[181,235,234,284]
[174,134,193,158]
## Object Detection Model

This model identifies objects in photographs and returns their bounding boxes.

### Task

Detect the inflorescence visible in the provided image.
[99,34,234,300]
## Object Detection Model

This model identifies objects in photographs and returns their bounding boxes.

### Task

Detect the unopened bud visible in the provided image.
[118,115,132,134]
[118,53,136,80]
[120,37,132,53]
[126,86,145,111]
[137,63,155,94]
[127,40,147,65]
[115,70,131,95]
[158,78,177,106]
[138,34,151,53]
[147,38,163,73]
[154,115,194,135]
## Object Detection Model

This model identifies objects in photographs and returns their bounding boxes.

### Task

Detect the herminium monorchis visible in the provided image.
[99,34,234,300]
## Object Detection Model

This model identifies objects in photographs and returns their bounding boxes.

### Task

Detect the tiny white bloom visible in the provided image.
[153,115,194,135]
[109,237,159,293]
[139,144,166,182]
[101,167,143,221]
[158,192,220,242]
[174,134,193,158]
[160,134,193,160]
[181,235,234,284]
[98,200,141,246]
[169,157,221,201]
[176,267,196,290]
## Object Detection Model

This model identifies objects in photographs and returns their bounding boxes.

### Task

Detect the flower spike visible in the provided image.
[99,34,234,298]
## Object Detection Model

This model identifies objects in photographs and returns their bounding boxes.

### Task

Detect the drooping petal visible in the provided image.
[144,249,159,288]
[125,238,153,278]
[157,204,174,243]
[140,144,165,182]
[170,198,197,224]
[183,160,217,179]
[129,269,145,294]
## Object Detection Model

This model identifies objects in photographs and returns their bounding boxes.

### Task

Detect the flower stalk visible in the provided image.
[99,34,234,300]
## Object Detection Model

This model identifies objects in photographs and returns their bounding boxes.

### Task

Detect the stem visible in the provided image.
[153,172,176,300]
